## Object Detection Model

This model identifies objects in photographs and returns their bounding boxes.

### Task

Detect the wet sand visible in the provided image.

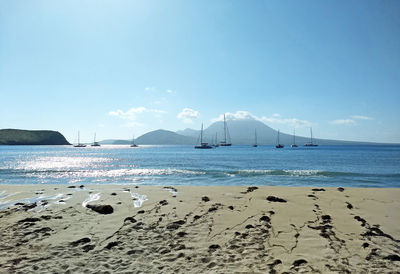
[0,184,399,273]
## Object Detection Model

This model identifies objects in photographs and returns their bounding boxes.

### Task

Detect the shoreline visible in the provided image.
[1,184,399,273]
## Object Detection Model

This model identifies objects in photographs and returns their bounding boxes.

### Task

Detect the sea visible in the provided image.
[0,145,399,188]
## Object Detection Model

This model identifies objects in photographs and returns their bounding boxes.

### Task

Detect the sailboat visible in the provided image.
[91,133,100,147]
[130,135,138,147]
[195,124,212,149]
[212,132,219,147]
[275,130,284,148]
[291,129,298,147]
[253,129,258,147]
[304,127,318,147]
[73,131,86,147]
[219,114,232,146]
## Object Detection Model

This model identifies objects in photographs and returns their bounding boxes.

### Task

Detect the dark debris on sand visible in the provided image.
[293,259,307,267]
[346,202,353,209]
[266,196,287,203]
[70,237,91,247]
[159,200,168,206]
[86,204,114,215]
[18,217,41,224]
[241,186,258,194]
[22,203,37,211]
[105,241,120,250]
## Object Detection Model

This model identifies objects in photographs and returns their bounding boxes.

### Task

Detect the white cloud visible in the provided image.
[211,111,312,128]
[145,87,156,92]
[211,111,256,122]
[260,117,312,128]
[166,89,174,94]
[108,107,166,121]
[331,115,373,126]
[177,108,200,123]
[331,119,356,125]
[351,115,373,120]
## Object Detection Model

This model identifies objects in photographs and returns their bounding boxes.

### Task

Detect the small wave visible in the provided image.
[0,168,206,179]
[223,169,359,177]
[0,191,8,200]
[54,194,71,204]
[385,173,400,178]
[0,193,67,211]
[130,192,147,208]
[82,193,100,207]
[164,187,178,197]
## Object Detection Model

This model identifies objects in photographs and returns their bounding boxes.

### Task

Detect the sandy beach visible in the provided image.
[0,184,399,273]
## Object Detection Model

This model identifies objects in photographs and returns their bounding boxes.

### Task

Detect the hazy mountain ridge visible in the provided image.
[136,130,196,145]
[100,119,383,145]
[176,119,379,145]
[0,129,70,145]
[100,130,196,145]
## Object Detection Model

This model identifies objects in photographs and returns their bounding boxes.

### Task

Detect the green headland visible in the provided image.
[0,129,70,145]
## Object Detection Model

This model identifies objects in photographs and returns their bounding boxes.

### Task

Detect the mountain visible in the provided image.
[176,128,199,138]
[98,120,381,146]
[136,130,196,145]
[0,129,70,145]
[177,119,376,145]
[100,130,197,145]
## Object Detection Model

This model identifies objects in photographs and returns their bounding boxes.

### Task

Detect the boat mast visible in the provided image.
[293,129,296,144]
[310,127,313,144]
[94,133,96,143]
[255,129,257,145]
[277,130,280,145]
[223,114,227,143]
[200,123,203,144]
[78,131,80,145]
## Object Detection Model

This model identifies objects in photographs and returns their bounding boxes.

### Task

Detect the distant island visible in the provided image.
[101,130,196,145]
[101,119,385,146]
[0,129,70,145]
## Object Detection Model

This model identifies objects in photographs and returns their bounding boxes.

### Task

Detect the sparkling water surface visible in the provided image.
[0,145,399,188]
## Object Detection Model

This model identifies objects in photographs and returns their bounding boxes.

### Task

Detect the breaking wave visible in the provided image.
[1,168,398,179]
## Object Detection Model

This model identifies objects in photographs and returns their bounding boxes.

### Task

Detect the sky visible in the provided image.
[1,0,399,143]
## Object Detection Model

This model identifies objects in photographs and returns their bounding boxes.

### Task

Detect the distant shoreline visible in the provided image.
[1,143,399,146]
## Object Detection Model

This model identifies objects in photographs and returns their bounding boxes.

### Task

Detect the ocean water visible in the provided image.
[0,145,399,188]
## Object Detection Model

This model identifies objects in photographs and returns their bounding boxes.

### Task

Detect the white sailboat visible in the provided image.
[304,127,318,147]
[275,130,284,148]
[91,133,100,147]
[73,131,86,147]
[195,124,212,149]
[213,132,219,147]
[130,135,138,147]
[253,129,258,147]
[219,114,232,146]
[291,129,298,147]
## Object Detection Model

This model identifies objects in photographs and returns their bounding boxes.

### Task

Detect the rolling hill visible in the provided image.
[100,130,197,145]
[0,129,70,145]
[135,130,196,145]
[177,119,375,145]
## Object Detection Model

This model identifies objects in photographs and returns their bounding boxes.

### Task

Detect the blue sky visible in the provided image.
[1,0,399,143]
